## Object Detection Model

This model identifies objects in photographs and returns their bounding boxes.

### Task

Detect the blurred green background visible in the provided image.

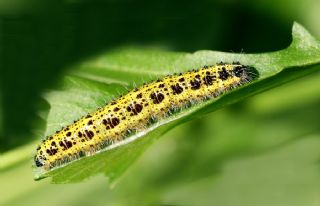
[0,0,320,205]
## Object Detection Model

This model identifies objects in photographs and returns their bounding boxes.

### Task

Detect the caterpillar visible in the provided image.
[34,62,258,172]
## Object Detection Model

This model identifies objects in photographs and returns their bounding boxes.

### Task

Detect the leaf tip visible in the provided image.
[291,21,320,50]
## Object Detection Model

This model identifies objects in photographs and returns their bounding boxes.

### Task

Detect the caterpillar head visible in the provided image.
[233,65,258,83]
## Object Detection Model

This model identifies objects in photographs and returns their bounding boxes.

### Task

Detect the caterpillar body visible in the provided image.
[34,63,257,171]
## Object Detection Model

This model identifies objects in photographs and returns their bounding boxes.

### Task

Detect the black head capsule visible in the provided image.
[233,66,244,77]
[234,65,259,82]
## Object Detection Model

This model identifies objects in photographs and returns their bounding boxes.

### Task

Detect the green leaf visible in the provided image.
[35,22,320,183]
[0,91,3,138]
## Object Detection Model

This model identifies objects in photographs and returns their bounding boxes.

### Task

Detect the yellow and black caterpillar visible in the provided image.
[34,63,257,171]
